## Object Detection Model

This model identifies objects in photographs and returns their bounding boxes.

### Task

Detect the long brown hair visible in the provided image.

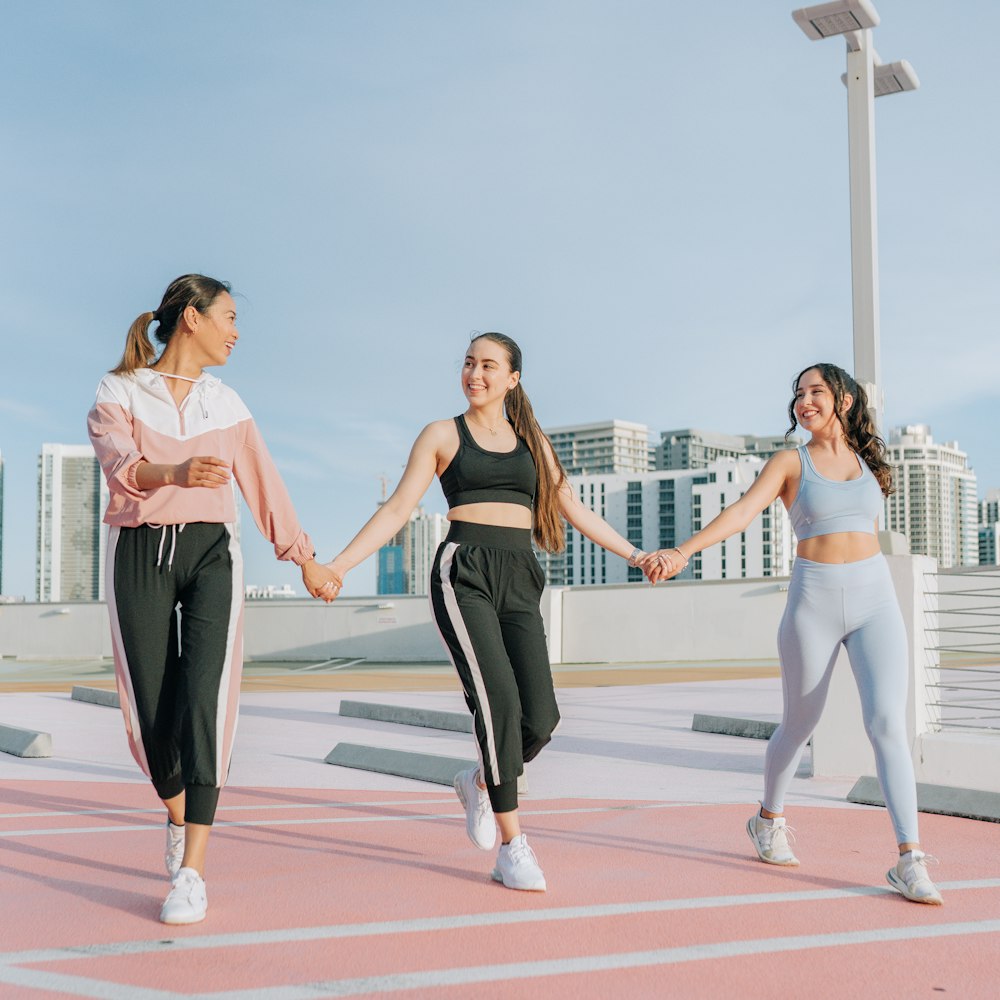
[786,362,895,496]
[473,333,567,552]
[111,274,232,375]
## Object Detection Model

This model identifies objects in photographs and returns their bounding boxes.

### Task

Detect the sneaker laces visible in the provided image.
[900,851,938,884]
[167,869,201,900]
[508,837,539,866]
[760,818,796,851]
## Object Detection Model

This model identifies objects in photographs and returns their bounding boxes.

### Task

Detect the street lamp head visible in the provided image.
[841,59,920,95]
[792,0,880,40]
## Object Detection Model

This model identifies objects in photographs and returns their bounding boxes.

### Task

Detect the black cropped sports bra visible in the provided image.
[439,415,536,510]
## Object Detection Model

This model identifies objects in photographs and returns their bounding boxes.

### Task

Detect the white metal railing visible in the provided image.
[923,567,1000,732]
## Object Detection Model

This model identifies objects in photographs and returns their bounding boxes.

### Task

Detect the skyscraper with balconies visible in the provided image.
[884,425,978,568]
[36,444,109,601]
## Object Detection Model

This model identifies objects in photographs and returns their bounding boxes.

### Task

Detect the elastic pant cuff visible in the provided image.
[184,785,221,826]
[153,772,185,802]
[487,777,518,814]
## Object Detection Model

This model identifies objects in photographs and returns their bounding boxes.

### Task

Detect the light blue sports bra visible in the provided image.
[788,446,884,540]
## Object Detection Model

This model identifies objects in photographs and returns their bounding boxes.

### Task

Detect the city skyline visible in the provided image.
[1,1,997,598]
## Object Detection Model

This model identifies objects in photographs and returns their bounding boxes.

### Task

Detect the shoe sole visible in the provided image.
[454,774,496,851]
[886,869,943,905]
[160,911,207,925]
[745,818,800,866]
[491,868,546,892]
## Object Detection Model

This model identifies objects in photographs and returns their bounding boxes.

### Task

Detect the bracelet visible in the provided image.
[674,547,688,562]
[627,547,646,567]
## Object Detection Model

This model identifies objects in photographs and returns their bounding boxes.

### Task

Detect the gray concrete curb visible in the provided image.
[325,743,472,786]
[692,713,778,741]
[0,723,52,758]
[71,686,120,709]
[339,700,473,733]
[848,775,1000,823]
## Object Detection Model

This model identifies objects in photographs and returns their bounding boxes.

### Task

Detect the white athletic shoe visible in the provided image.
[887,850,943,905]
[491,834,547,891]
[454,767,497,850]
[165,821,185,879]
[160,867,207,925]
[746,812,800,866]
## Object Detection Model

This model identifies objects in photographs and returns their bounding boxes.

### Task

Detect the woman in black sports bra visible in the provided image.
[319,332,650,891]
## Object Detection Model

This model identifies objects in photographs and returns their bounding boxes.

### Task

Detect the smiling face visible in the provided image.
[189,291,239,367]
[793,367,852,437]
[462,336,519,408]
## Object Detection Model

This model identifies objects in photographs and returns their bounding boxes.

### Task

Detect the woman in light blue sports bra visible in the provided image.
[649,363,943,906]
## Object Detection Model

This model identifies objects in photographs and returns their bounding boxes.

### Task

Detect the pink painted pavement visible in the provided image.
[1,676,998,998]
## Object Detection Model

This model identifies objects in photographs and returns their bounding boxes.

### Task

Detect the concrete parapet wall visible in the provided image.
[0,579,787,663]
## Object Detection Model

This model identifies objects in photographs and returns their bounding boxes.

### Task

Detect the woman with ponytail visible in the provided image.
[320,333,649,891]
[648,363,944,905]
[88,274,333,925]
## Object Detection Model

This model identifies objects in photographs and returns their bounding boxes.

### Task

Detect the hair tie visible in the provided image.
[150,310,159,321]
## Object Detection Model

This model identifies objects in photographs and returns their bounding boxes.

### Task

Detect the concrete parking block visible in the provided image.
[692,713,778,741]
[0,723,52,758]
[339,699,473,733]
[71,686,120,709]
[848,775,1000,823]
[325,742,472,785]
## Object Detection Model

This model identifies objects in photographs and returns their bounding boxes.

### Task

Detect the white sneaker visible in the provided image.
[747,812,799,866]
[165,821,185,879]
[160,867,207,924]
[887,850,943,905]
[454,767,496,850]
[491,834,546,891]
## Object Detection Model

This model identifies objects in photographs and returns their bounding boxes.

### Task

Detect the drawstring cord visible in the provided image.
[151,524,186,570]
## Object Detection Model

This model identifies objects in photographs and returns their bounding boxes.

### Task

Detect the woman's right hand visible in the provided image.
[173,456,231,488]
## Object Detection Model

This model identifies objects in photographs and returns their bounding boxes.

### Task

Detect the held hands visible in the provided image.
[302,560,343,603]
[641,548,689,584]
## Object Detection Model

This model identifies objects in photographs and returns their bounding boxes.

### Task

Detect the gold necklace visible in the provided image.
[467,413,502,436]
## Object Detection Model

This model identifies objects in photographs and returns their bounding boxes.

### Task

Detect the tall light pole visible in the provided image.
[792,0,918,432]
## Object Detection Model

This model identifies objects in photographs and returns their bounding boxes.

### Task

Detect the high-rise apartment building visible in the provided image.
[37,444,109,601]
[540,458,794,586]
[0,448,4,592]
[656,428,799,470]
[979,489,1000,566]
[376,505,448,595]
[884,425,978,568]
[545,420,653,475]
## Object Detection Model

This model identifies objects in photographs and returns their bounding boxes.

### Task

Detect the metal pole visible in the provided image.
[845,28,882,431]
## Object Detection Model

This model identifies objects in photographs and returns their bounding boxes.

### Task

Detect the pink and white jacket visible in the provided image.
[87,369,314,565]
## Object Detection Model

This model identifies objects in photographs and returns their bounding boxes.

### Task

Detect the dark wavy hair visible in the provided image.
[471,333,568,552]
[111,274,232,374]
[786,362,894,496]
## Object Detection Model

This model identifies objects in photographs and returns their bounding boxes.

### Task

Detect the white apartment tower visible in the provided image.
[540,420,652,584]
[37,444,109,602]
[657,428,799,470]
[548,458,794,587]
[376,505,448,596]
[884,426,978,568]
[545,420,653,476]
[0,448,4,592]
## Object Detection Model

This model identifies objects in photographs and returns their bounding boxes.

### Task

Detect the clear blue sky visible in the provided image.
[1,0,997,598]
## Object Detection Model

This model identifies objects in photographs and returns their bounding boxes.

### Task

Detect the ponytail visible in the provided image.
[505,382,567,552]
[110,312,158,374]
[471,332,567,552]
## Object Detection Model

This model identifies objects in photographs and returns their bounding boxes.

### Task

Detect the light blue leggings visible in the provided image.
[764,553,919,845]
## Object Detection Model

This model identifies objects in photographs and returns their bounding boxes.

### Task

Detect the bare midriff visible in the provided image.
[448,502,532,530]
[796,531,881,564]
